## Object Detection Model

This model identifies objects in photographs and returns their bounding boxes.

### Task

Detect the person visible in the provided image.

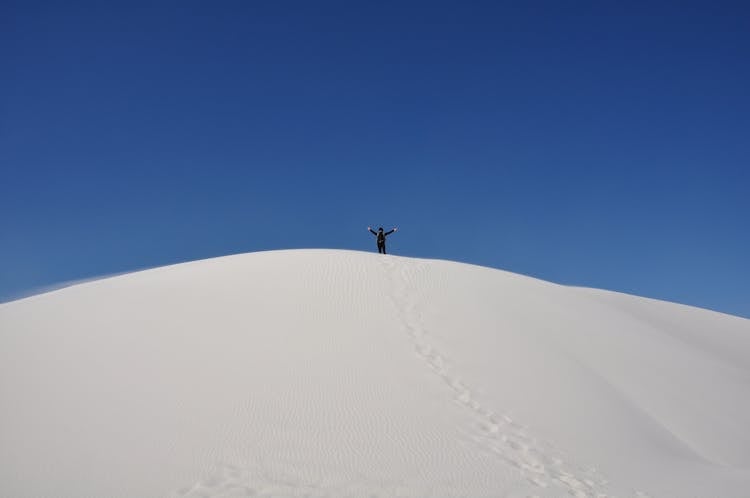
[368,226,398,254]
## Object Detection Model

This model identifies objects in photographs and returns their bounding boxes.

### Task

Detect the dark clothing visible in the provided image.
[369,228,395,254]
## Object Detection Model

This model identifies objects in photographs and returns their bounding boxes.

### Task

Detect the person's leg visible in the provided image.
[382,243,387,254]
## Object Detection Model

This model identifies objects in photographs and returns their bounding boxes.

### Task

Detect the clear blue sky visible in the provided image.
[2,1,748,317]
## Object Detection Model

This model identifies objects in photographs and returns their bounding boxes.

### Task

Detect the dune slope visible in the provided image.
[1,249,749,497]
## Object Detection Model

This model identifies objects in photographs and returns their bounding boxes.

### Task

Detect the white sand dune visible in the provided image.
[1,249,748,498]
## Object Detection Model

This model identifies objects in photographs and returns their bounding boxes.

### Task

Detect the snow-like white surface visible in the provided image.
[1,249,749,498]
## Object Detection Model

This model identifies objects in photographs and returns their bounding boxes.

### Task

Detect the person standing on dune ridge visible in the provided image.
[368,226,398,254]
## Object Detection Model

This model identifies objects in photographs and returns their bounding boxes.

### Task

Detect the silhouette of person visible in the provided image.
[368,226,398,254]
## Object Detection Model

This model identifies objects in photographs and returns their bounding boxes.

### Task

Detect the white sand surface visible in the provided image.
[1,249,748,497]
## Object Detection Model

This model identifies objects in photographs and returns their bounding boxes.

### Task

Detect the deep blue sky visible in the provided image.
[2,2,748,317]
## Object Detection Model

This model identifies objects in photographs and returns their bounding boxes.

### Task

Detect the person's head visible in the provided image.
[378,227,383,232]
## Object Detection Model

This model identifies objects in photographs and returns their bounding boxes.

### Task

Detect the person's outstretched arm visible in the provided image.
[368,226,377,236]
[385,228,398,236]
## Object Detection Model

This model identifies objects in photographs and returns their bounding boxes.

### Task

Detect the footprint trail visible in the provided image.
[382,256,650,498]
